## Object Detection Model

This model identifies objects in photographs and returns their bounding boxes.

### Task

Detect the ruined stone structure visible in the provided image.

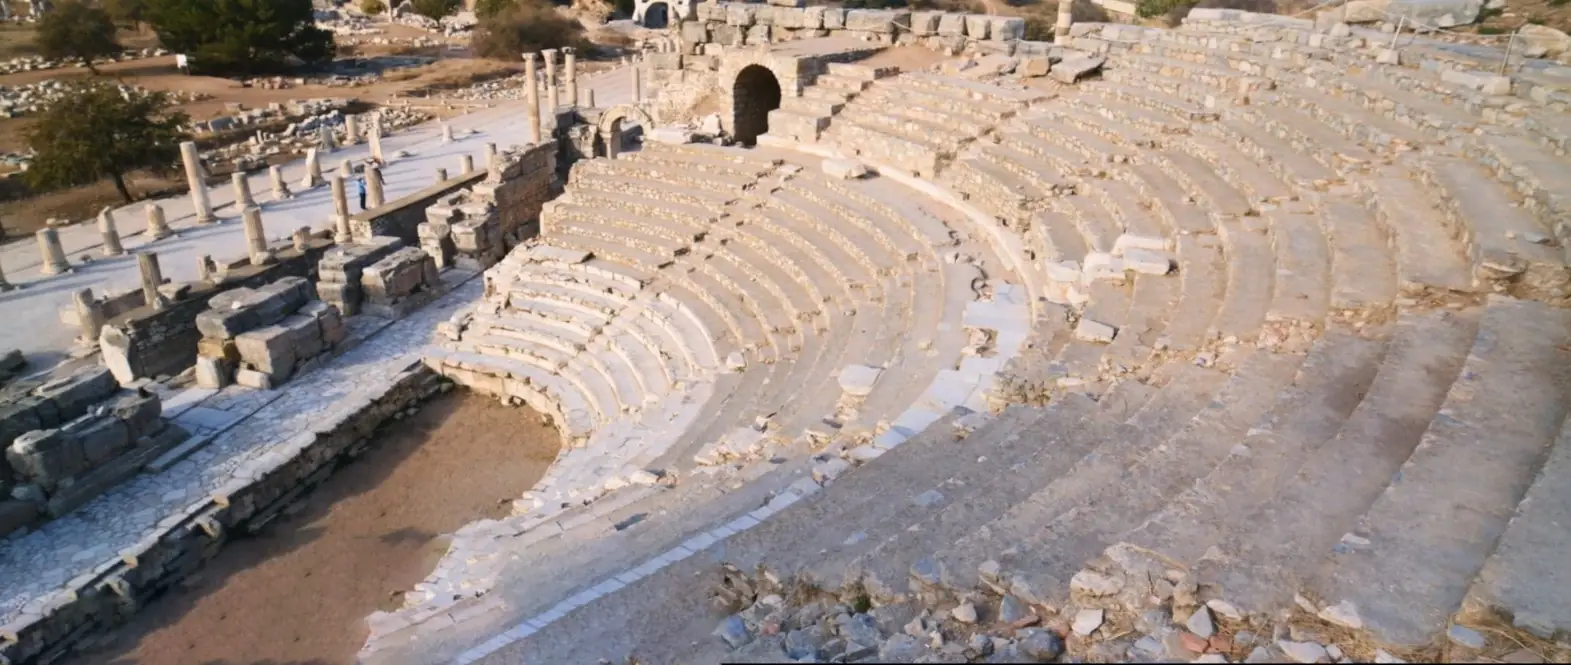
[0,366,185,538]
[361,7,1571,665]
[193,277,348,390]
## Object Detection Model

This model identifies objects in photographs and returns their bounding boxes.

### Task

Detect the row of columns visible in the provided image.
[523,47,597,147]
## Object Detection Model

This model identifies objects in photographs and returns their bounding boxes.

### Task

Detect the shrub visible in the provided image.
[362,0,387,14]
[475,0,514,18]
[472,0,588,59]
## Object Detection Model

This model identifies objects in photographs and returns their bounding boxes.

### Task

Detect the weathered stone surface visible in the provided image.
[1519,23,1571,57]
[1387,0,1483,27]
[823,158,869,179]
[1050,54,1104,83]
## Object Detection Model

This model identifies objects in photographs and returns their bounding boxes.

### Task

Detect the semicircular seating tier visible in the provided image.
[370,15,1571,663]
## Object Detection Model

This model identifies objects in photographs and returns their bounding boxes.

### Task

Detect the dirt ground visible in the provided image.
[58,390,561,665]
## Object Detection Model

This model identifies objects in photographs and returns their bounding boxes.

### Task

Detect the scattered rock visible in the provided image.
[1049,54,1104,84]
[1372,649,1406,664]
[1519,23,1571,58]
[1326,644,1344,660]
[1278,640,1329,664]
[822,158,869,180]
[952,602,979,624]
[1446,624,1486,650]
[1016,628,1065,661]
[1207,599,1243,621]
[716,615,754,648]
[1071,608,1103,636]
[1069,569,1124,597]
[1186,606,1215,638]
[1194,655,1230,664]
[998,595,1033,626]
[880,633,930,661]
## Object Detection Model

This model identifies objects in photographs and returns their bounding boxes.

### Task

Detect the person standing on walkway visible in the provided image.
[356,173,367,210]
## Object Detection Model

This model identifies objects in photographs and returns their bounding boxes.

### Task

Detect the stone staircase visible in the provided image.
[366,10,1571,665]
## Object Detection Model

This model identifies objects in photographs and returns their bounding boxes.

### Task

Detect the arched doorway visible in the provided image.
[643,2,670,28]
[731,65,781,147]
[597,104,654,158]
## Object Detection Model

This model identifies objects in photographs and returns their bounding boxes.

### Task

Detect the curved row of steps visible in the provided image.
[370,139,1038,663]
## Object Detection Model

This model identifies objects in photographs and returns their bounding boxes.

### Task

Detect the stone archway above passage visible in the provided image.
[731,64,782,147]
[598,104,655,138]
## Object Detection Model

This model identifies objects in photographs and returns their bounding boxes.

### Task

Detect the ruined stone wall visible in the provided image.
[99,240,336,385]
[675,3,1051,59]
[349,170,489,245]
[0,366,447,665]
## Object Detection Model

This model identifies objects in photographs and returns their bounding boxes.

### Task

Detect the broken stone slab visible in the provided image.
[1020,56,1051,77]
[1123,248,1174,275]
[822,158,868,180]
[1071,608,1103,636]
[647,127,695,145]
[1519,23,1571,58]
[838,364,883,397]
[1050,54,1104,84]
[1386,0,1483,28]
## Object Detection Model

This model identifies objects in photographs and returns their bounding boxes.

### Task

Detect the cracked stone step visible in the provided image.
[1312,297,1571,647]
[1204,309,1480,616]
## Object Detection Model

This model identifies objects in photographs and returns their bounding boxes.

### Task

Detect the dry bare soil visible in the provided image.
[58,390,560,665]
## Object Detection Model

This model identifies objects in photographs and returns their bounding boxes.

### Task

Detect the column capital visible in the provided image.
[521,51,537,64]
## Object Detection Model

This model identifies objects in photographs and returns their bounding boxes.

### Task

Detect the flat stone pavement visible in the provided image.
[0,268,485,630]
[0,65,640,369]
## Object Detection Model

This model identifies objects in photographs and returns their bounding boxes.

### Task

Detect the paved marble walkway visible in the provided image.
[0,66,639,369]
[0,269,484,630]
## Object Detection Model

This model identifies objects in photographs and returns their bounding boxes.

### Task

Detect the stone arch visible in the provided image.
[642,1,670,28]
[597,104,654,157]
[731,64,782,147]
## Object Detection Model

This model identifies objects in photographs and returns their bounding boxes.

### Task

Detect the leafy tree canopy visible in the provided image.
[361,0,387,14]
[25,84,189,203]
[472,0,586,60]
[103,0,148,27]
[34,0,122,74]
[412,0,461,19]
[474,0,514,19]
[146,0,334,75]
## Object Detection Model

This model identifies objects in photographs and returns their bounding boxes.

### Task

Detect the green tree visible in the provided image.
[361,0,387,14]
[103,0,148,28]
[34,0,121,74]
[24,84,188,203]
[145,0,334,76]
[474,0,514,19]
[411,0,460,18]
[472,0,586,59]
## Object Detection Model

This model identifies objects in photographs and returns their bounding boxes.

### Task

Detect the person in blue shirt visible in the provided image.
[356,173,367,210]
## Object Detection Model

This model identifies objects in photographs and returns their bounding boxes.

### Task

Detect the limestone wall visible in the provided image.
[675,3,1047,57]
[350,170,489,245]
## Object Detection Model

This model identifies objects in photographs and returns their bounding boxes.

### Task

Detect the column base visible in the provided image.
[40,262,71,276]
[194,214,219,225]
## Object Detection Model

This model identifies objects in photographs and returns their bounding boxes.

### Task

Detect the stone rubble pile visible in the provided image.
[0,47,166,75]
[193,276,348,390]
[318,237,445,319]
[0,80,208,119]
[240,55,436,89]
[0,365,186,537]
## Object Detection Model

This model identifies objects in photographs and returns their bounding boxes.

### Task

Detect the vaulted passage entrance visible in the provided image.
[732,64,781,147]
[643,2,669,28]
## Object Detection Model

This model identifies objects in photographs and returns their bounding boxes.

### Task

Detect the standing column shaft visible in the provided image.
[231,171,256,208]
[137,252,164,309]
[632,57,643,103]
[301,148,324,188]
[320,123,336,153]
[461,154,475,175]
[331,176,352,243]
[179,141,216,224]
[441,122,454,143]
[98,208,124,257]
[73,288,106,345]
[582,88,595,109]
[36,228,68,275]
[345,114,359,144]
[242,206,272,265]
[1055,0,1073,40]
[369,114,385,162]
[269,165,292,200]
[292,227,310,252]
[524,53,542,145]
[145,203,172,240]
[565,48,578,109]
[435,167,449,182]
[366,165,385,208]
[544,49,560,113]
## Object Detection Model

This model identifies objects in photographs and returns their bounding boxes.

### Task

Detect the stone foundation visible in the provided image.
[193,277,348,390]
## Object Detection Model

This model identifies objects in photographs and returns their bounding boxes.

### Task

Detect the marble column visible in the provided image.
[441,122,454,143]
[582,87,595,109]
[565,47,578,109]
[320,123,336,153]
[36,228,68,275]
[300,148,324,189]
[270,165,293,200]
[345,114,360,144]
[242,206,273,265]
[97,207,124,257]
[369,114,385,162]
[435,167,449,182]
[72,288,106,345]
[137,252,164,309]
[292,227,310,252]
[1056,0,1073,40]
[145,203,172,240]
[180,141,216,224]
[231,171,256,208]
[461,154,475,175]
[366,165,385,208]
[524,52,541,145]
[339,158,352,179]
[543,48,560,113]
[632,57,643,103]
[331,175,351,244]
